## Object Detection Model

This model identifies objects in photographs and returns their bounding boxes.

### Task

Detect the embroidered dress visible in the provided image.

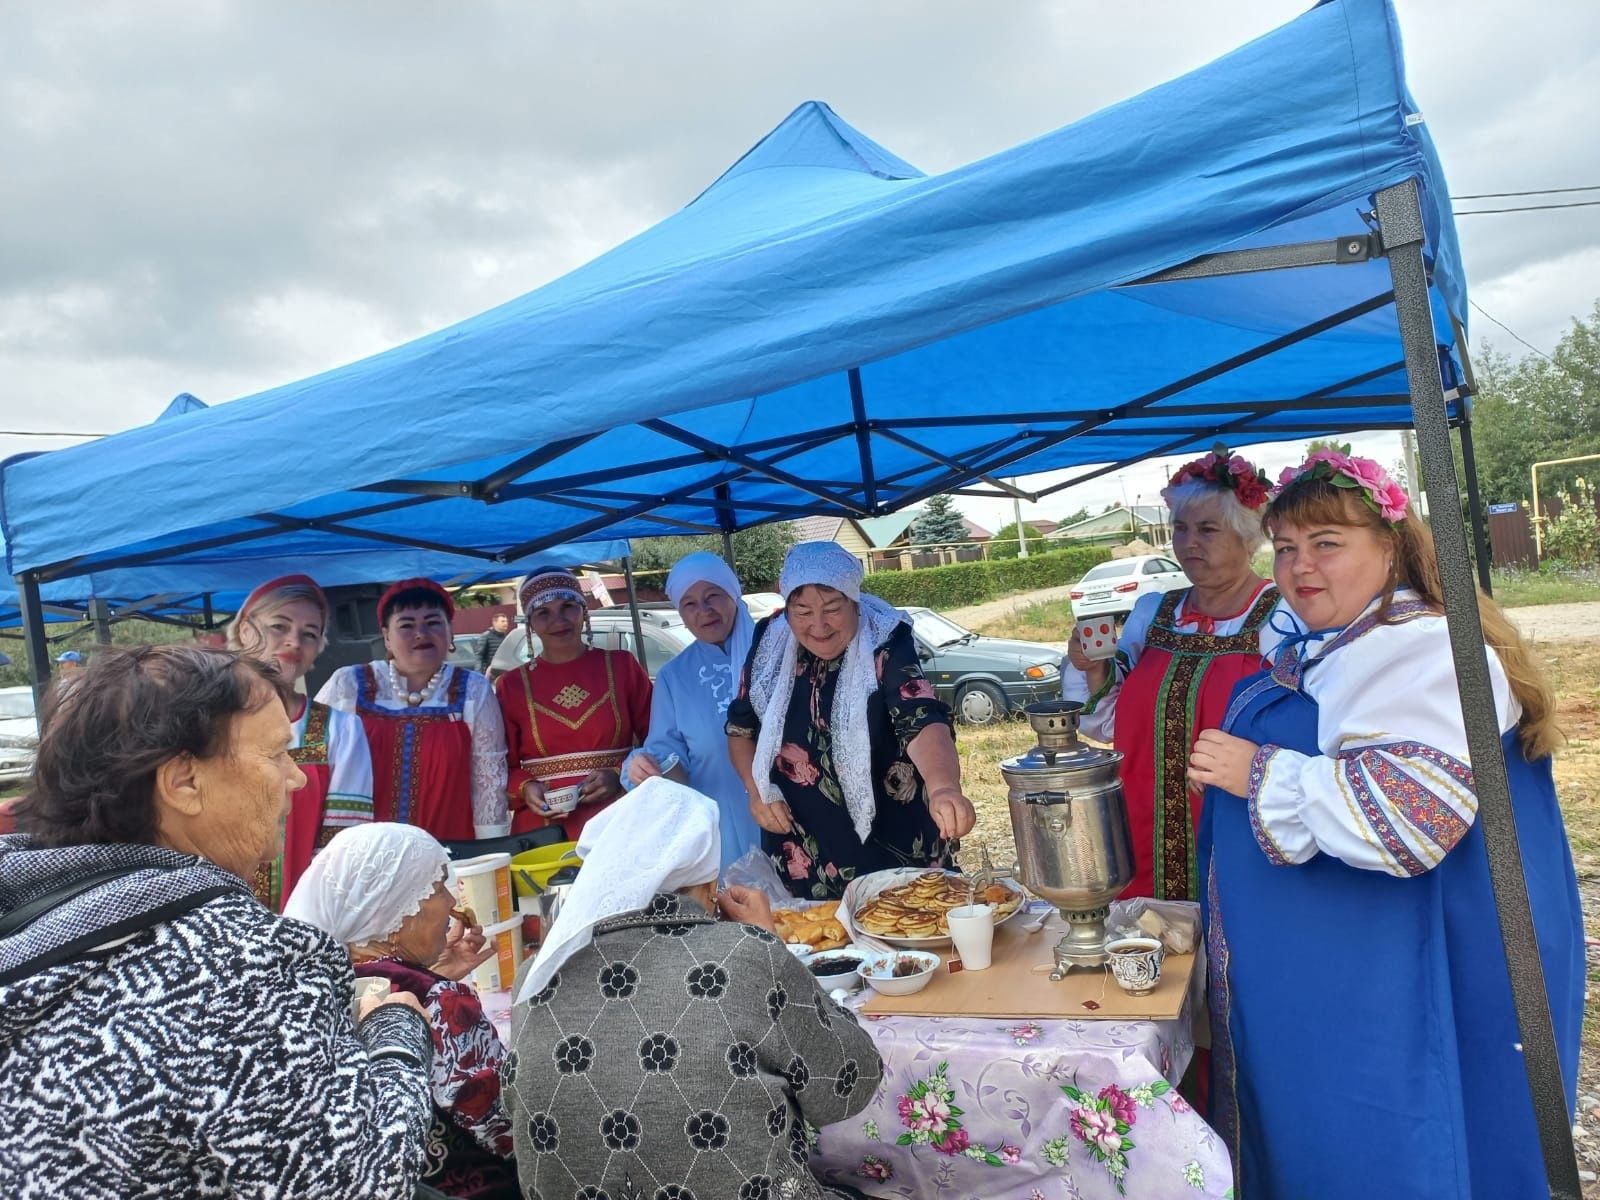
[495,646,652,842]
[317,664,510,842]
[1078,583,1277,900]
[726,621,955,900]
[252,699,373,911]
[1200,594,1584,1198]
[622,637,762,870]
[356,957,517,1200]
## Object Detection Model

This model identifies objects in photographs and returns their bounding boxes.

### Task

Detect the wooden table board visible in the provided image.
[859,915,1194,1020]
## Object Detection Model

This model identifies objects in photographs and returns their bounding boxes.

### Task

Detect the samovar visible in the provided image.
[1001,700,1134,978]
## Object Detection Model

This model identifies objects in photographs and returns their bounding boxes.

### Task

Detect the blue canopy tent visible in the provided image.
[0,0,1577,1186]
[0,395,626,634]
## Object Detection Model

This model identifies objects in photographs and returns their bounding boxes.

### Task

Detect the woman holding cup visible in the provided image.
[1071,447,1278,901]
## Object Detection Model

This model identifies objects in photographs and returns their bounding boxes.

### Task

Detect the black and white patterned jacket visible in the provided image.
[505,892,883,1200]
[0,836,435,1198]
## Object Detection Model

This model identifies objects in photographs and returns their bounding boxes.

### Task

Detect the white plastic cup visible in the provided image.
[946,903,995,970]
[1075,618,1119,662]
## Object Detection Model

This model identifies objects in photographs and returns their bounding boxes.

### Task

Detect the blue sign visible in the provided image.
[1486,503,1520,515]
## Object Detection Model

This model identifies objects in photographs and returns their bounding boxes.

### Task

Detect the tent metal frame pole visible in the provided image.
[16,573,52,708]
[714,484,737,571]
[89,597,113,646]
[620,556,647,673]
[1458,408,1494,595]
[1121,231,1379,285]
[848,369,877,509]
[203,594,216,630]
[1377,178,1578,1199]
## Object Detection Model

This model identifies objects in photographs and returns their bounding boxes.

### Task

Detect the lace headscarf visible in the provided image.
[283,823,452,949]
[517,779,720,1003]
[666,551,755,708]
[748,541,906,843]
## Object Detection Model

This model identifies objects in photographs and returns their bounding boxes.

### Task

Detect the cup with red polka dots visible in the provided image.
[1075,617,1119,661]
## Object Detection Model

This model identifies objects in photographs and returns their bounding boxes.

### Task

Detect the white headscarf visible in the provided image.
[666,551,755,704]
[517,778,721,1004]
[283,823,452,948]
[748,541,906,843]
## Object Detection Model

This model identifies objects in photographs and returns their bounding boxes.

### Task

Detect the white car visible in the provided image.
[742,592,785,621]
[0,686,39,782]
[1068,555,1188,620]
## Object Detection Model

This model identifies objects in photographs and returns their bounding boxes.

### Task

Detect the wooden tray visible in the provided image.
[859,915,1194,1020]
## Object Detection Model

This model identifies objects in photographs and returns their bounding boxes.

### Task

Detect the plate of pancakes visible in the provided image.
[848,868,1027,949]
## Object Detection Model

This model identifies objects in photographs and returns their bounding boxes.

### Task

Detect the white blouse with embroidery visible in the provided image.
[1074,582,1279,743]
[316,664,510,839]
[1244,593,1519,878]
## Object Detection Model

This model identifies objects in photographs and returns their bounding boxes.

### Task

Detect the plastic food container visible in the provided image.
[453,852,513,926]
[471,916,525,993]
[510,842,582,899]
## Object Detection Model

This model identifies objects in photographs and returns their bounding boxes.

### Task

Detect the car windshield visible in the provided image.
[1080,561,1136,582]
[0,693,35,719]
[909,609,972,648]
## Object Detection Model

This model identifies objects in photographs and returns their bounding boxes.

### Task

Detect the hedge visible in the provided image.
[862,545,1112,610]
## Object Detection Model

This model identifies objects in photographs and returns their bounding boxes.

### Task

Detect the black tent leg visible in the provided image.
[621,556,647,673]
[1377,179,1579,1199]
[90,598,113,647]
[1459,411,1494,596]
[17,573,52,713]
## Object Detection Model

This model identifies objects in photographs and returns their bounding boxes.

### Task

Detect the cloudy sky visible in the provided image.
[3,0,1596,533]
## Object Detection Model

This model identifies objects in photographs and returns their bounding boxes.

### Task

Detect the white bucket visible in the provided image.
[471,915,525,993]
[452,852,512,927]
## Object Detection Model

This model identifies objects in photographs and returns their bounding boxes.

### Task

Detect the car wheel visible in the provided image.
[956,681,1007,726]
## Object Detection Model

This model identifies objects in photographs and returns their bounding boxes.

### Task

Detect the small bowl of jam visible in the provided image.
[805,948,865,991]
[859,951,940,997]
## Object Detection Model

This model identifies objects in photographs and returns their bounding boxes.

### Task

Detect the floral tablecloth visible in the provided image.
[811,1000,1233,1200]
[480,987,1233,1199]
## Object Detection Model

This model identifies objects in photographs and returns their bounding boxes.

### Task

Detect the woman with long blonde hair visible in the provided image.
[1187,449,1583,1199]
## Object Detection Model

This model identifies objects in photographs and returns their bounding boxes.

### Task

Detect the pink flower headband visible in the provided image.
[1274,446,1411,524]
[1168,443,1272,511]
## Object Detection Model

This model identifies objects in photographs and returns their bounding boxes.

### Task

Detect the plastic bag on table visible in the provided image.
[720,846,794,909]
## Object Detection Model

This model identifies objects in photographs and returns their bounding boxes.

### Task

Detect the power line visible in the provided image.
[1451,185,1600,200]
[1469,300,1554,363]
[1454,199,1600,216]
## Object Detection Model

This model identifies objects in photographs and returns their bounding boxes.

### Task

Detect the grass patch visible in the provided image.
[1491,564,1600,609]
[971,599,1078,644]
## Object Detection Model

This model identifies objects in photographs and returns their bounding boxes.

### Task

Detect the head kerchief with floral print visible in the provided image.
[1273,444,1411,525]
[1168,443,1272,511]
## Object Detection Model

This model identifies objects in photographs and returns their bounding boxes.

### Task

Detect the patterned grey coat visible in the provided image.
[505,893,883,1200]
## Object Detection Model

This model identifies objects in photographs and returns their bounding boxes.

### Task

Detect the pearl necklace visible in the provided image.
[388,661,445,707]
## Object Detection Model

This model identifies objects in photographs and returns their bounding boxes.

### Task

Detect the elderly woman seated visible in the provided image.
[506,779,882,1200]
[286,823,518,1200]
[0,645,434,1197]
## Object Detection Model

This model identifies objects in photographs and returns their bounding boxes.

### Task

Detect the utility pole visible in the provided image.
[1012,488,1029,558]
[1401,429,1424,513]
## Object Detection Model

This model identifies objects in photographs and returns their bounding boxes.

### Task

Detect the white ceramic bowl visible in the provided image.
[805,948,867,992]
[542,785,582,816]
[859,950,941,997]
[785,942,814,962]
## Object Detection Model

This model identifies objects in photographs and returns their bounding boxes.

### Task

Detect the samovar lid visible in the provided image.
[1000,700,1123,777]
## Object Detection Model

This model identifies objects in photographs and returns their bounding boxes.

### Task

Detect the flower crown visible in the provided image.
[1273,444,1411,524]
[1168,443,1272,510]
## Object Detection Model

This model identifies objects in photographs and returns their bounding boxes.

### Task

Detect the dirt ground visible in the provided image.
[953,635,1600,1193]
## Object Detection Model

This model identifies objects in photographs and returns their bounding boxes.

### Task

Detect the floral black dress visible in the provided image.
[726,619,957,899]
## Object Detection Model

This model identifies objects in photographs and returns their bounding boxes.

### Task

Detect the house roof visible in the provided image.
[1048,505,1170,538]
[791,515,846,543]
[856,511,919,548]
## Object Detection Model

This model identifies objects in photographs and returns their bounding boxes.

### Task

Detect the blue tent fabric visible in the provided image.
[1,0,1465,581]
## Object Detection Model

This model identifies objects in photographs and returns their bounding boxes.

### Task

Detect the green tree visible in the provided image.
[628,522,797,592]
[989,520,1050,559]
[909,495,969,545]
[1468,302,1600,504]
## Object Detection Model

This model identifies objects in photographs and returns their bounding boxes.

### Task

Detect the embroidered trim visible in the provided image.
[519,649,623,739]
[1206,859,1241,1184]
[358,665,470,825]
[1223,673,1281,732]
[1245,745,1291,866]
[291,702,331,766]
[1340,755,1428,876]
[518,749,629,782]
[1346,743,1473,858]
[1270,597,1434,689]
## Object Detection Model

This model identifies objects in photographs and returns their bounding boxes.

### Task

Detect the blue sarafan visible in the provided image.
[3,0,1465,582]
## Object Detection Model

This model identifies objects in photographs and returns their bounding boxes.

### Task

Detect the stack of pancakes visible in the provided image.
[853,871,1021,939]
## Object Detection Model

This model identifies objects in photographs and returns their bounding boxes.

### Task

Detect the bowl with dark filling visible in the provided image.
[805,948,866,991]
[859,950,940,997]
